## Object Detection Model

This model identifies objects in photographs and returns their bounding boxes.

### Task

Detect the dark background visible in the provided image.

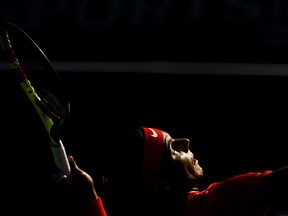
[1,0,288,214]
[1,0,288,63]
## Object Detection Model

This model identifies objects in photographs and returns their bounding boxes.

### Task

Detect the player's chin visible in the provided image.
[194,166,204,178]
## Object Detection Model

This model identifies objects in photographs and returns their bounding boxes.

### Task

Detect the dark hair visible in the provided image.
[99,126,147,215]
[103,126,145,190]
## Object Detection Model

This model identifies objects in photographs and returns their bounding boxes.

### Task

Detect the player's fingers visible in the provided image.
[68,155,79,174]
[68,155,85,177]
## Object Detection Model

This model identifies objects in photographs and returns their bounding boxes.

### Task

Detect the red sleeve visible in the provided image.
[80,197,107,216]
[185,170,272,216]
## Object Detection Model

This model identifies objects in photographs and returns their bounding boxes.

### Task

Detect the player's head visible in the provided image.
[104,126,203,194]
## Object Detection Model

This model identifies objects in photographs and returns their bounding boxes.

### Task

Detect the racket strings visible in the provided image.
[35,88,63,122]
[1,28,69,125]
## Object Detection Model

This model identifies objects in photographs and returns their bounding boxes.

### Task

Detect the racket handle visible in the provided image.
[51,139,71,177]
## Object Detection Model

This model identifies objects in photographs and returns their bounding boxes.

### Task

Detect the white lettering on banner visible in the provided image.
[1,0,288,48]
[0,0,287,29]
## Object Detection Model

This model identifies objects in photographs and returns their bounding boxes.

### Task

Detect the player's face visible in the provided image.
[163,131,204,184]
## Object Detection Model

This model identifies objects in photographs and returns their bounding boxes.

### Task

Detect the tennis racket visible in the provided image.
[0,22,71,178]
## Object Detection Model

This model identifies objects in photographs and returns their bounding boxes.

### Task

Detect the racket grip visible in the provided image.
[51,139,71,177]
